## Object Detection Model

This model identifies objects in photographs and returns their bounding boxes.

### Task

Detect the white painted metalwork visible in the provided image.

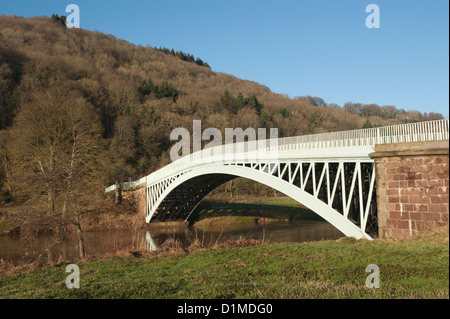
[144,159,377,239]
[106,119,449,240]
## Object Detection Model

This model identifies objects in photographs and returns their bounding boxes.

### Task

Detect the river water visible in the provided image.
[0,220,343,265]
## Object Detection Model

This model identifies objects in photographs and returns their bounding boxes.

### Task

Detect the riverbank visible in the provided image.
[0,199,144,236]
[1,227,448,299]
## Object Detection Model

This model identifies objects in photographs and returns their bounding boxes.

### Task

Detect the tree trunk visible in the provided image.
[64,133,78,219]
[48,145,56,215]
[48,186,55,216]
[2,154,12,196]
[76,222,85,259]
[62,201,67,218]
[115,181,122,204]
[73,206,86,259]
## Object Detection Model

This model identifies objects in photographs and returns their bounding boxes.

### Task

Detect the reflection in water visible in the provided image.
[146,231,158,251]
[0,220,343,265]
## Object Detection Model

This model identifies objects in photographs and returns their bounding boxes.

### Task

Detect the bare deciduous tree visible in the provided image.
[8,84,106,258]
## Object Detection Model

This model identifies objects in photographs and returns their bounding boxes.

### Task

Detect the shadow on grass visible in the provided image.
[189,198,325,224]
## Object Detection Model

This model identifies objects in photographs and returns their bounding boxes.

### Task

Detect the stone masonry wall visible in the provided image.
[122,187,146,218]
[371,141,449,239]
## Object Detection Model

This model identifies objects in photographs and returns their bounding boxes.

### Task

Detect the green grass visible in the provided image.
[1,229,448,299]
[191,197,320,224]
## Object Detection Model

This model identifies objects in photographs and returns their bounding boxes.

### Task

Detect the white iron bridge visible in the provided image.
[106,119,449,240]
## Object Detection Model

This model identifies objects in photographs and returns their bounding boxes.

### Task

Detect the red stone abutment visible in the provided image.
[370,140,449,239]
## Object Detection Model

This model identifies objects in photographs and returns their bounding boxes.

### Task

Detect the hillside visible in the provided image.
[0,15,444,207]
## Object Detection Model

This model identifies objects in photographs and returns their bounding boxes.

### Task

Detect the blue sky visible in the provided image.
[1,0,449,117]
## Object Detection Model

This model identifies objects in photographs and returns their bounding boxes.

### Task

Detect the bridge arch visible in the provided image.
[146,162,375,240]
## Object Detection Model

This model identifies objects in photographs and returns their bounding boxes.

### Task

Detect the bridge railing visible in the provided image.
[105,119,449,192]
[105,176,147,192]
[276,119,449,151]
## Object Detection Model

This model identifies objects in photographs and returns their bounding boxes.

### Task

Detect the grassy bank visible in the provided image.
[1,228,448,299]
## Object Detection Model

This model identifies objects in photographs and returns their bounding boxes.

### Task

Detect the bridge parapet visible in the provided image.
[277,119,448,150]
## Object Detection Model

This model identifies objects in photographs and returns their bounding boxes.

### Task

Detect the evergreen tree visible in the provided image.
[51,14,67,27]
[220,90,235,111]
[156,81,179,102]
[187,54,195,63]
[155,46,211,68]
[247,94,261,115]
[196,57,204,66]
[279,107,291,118]
[233,92,246,114]
[138,79,156,96]
[260,110,272,126]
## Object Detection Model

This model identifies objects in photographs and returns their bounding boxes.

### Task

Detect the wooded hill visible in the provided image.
[0,15,444,207]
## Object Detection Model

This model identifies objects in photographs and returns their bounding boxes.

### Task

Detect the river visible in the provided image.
[0,220,343,265]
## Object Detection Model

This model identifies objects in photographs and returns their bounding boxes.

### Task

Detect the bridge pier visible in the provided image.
[121,187,146,216]
[370,141,449,239]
